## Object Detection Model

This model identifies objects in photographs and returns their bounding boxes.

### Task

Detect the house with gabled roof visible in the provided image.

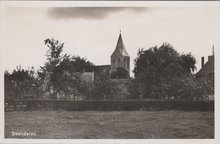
[195,50,214,80]
[195,48,215,100]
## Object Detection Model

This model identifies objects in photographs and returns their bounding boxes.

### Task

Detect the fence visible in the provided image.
[5,99,214,111]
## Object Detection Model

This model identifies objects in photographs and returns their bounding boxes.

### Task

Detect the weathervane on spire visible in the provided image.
[120,29,121,34]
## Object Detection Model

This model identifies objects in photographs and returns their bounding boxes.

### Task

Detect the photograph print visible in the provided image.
[1,1,218,141]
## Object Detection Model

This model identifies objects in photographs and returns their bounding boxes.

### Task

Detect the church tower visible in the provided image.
[111,32,130,77]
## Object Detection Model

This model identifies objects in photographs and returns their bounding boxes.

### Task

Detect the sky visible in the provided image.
[1,4,220,77]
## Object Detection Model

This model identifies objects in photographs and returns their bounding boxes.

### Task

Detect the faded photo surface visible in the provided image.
[1,1,219,142]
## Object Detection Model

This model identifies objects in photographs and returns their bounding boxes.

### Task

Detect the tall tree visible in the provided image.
[133,43,197,99]
[38,38,95,99]
[37,38,64,98]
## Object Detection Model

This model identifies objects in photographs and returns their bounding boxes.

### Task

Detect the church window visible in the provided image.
[124,58,126,66]
[113,58,115,63]
[118,58,120,62]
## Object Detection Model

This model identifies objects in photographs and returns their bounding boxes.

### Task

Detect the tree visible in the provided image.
[134,43,184,77]
[4,71,16,100]
[4,66,39,100]
[38,38,95,99]
[37,38,64,98]
[133,43,198,99]
[59,54,94,73]
[127,78,141,99]
[180,53,197,74]
[58,55,95,99]
[111,67,129,79]
[44,38,63,67]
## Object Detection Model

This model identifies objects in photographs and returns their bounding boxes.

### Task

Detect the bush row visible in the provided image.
[5,99,214,111]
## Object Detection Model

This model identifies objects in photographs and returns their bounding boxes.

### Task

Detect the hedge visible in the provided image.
[5,99,214,111]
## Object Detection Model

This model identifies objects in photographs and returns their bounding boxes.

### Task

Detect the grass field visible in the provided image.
[5,110,214,139]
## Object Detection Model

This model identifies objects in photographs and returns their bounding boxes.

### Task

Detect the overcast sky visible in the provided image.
[1,5,220,77]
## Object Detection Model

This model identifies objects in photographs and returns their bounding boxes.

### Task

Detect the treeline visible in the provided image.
[4,39,214,101]
[5,38,119,100]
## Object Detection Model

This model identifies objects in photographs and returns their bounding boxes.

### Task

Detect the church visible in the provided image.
[110,32,130,76]
[81,32,130,82]
[94,32,130,79]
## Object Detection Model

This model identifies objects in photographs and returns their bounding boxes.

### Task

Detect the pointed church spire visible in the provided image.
[116,32,124,50]
[110,31,130,77]
[111,32,129,57]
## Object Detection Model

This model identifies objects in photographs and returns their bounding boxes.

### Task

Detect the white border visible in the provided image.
[0,1,219,144]
[1,1,220,7]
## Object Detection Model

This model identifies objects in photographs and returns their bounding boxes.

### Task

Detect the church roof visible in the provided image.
[111,33,129,57]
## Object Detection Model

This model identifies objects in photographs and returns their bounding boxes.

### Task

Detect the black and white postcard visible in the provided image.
[0,1,219,144]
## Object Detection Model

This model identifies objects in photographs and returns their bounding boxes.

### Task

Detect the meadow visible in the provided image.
[5,110,214,139]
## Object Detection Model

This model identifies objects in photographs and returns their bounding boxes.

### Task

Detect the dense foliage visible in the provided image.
[5,38,96,100]
[37,38,96,99]
[111,67,129,79]
[133,43,211,100]
[4,39,214,101]
[5,99,214,111]
[4,67,39,100]
[133,43,196,77]
[89,73,119,100]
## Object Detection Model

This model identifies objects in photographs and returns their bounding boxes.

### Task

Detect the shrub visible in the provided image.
[111,67,129,79]
[5,100,214,111]
[89,73,119,100]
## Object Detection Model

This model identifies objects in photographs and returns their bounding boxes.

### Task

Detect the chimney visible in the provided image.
[201,57,204,68]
